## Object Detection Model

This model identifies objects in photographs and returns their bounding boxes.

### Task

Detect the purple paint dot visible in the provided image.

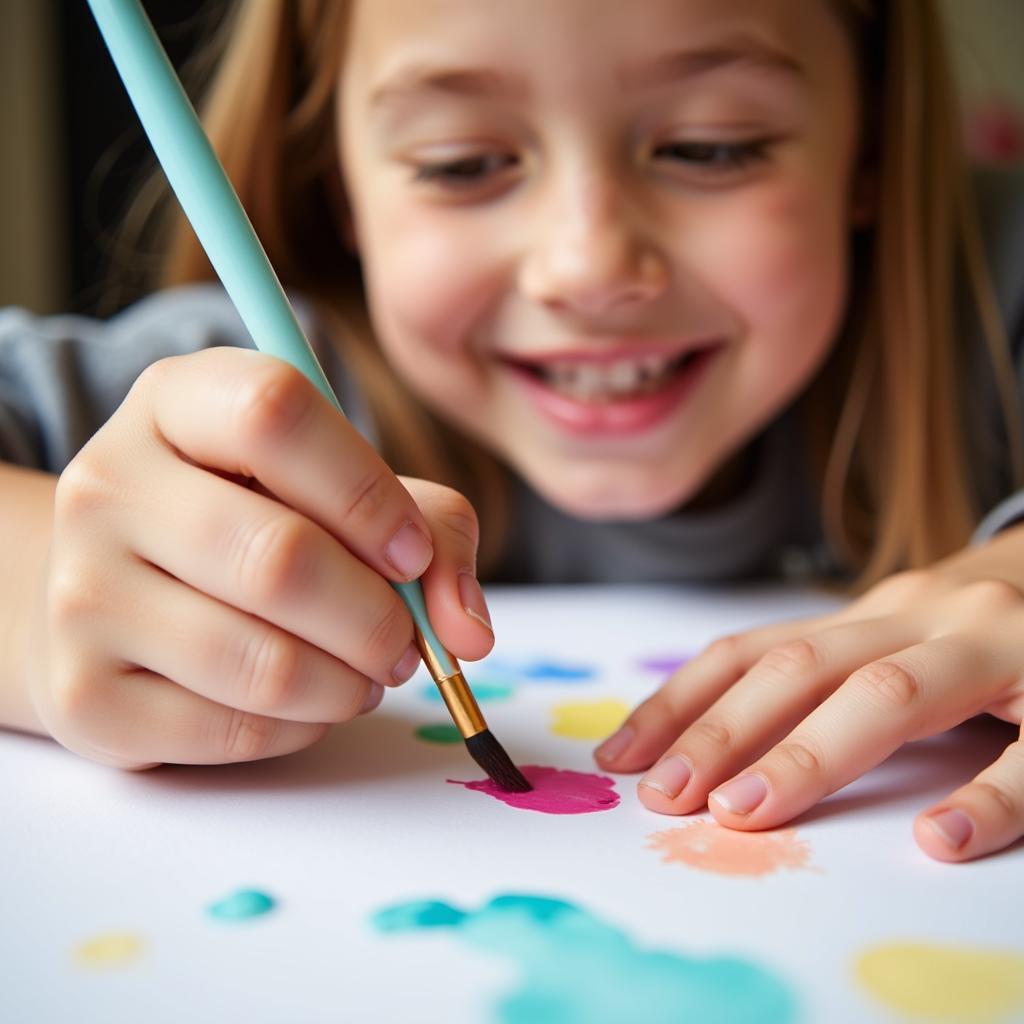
[448,765,620,814]
[637,654,694,674]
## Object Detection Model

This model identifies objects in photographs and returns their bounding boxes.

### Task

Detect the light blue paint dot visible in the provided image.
[207,888,276,922]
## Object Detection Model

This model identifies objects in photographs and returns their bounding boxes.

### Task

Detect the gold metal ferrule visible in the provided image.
[414,629,487,738]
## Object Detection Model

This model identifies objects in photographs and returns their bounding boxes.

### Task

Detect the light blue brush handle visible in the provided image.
[86,0,453,675]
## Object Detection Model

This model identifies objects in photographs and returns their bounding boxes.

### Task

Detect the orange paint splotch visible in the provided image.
[646,819,816,877]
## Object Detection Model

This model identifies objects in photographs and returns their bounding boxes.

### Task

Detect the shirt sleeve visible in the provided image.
[0,283,368,474]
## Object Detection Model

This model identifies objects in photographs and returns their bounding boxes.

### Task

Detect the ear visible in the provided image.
[849,167,877,228]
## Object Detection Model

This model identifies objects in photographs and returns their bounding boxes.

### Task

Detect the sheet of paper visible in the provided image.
[2,583,1022,1024]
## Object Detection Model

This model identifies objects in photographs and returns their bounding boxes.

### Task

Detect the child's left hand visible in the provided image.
[595,528,1024,862]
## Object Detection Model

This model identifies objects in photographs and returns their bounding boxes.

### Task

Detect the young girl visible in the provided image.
[1,0,1022,863]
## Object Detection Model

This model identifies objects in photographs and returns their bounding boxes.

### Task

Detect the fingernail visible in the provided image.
[391,643,421,684]
[639,754,692,799]
[710,773,768,815]
[360,683,384,714]
[595,725,635,764]
[925,808,974,850]
[385,522,433,580]
[458,572,492,632]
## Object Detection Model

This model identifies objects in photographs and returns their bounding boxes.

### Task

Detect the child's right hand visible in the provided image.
[30,348,494,769]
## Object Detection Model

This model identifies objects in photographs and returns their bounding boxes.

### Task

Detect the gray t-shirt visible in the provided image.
[2,169,1022,584]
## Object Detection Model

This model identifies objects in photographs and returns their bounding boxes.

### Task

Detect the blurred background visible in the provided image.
[1,0,1023,317]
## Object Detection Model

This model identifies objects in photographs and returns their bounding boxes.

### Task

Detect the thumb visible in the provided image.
[400,478,494,663]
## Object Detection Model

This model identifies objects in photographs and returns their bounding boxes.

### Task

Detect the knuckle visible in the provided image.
[231,513,313,604]
[704,634,746,674]
[238,629,305,714]
[47,566,103,630]
[869,568,936,606]
[433,490,479,550]
[775,738,826,776]
[362,595,409,672]
[337,467,395,534]
[972,780,1018,820]
[219,708,280,762]
[756,639,823,685]
[232,362,313,449]
[54,454,117,523]
[690,718,734,754]
[852,660,922,713]
[959,579,1024,614]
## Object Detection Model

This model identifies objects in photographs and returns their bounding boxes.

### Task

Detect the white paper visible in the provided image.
[1,583,1022,1024]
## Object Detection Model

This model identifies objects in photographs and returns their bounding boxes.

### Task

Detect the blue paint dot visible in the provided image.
[521,661,596,682]
[207,888,276,921]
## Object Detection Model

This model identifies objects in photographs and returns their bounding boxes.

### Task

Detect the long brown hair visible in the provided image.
[151,0,1021,586]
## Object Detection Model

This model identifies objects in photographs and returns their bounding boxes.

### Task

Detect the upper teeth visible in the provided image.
[541,355,681,399]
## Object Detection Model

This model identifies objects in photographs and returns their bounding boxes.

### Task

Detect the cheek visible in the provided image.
[360,206,501,363]
[697,183,849,378]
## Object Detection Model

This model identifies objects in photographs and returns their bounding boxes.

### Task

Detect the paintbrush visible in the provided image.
[85,0,531,793]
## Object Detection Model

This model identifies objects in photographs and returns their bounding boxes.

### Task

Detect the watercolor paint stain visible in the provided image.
[637,653,695,675]
[73,932,144,969]
[854,942,1024,1023]
[449,765,620,814]
[647,820,815,878]
[371,893,796,1024]
[550,699,630,741]
[422,680,514,703]
[207,888,276,922]
[414,722,463,745]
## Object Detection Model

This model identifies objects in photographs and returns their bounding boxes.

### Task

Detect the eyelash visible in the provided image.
[410,139,774,189]
[652,138,773,172]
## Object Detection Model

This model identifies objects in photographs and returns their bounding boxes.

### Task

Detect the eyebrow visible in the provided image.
[368,40,805,109]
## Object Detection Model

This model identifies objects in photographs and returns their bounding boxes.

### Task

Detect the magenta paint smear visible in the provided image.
[448,765,620,814]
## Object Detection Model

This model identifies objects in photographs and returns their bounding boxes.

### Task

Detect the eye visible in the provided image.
[412,153,519,187]
[652,139,773,174]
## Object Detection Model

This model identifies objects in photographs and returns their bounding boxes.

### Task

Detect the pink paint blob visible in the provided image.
[448,765,620,814]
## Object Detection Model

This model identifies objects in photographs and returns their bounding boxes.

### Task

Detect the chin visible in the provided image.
[527,466,702,522]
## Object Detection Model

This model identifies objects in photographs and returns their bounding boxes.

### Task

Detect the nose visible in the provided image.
[518,174,668,321]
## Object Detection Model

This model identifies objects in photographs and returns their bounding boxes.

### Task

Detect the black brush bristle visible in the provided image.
[465,730,533,792]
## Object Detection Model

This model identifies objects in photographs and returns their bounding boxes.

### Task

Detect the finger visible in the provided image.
[110,561,381,724]
[404,478,494,663]
[595,613,838,774]
[142,349,435,582]
[635,616,912,814]
[915,729,1024,862]
[121,457,421,687]
[45,658,337,769]
[705,635,1005,830]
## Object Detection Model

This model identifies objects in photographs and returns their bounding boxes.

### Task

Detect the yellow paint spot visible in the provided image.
[74,932,144,969]
[855,942,1024,1023]
[551,699,630,740]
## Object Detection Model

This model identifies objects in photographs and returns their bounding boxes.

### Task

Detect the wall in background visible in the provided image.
[1,1,1022,315]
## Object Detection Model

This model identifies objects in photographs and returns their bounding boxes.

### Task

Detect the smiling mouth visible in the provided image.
[501,348,711,403]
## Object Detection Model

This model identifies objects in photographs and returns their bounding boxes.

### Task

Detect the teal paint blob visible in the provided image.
[207,888,276,922]
[371,893,796,1024]
[414,723,463,745]
[421,680,514,703]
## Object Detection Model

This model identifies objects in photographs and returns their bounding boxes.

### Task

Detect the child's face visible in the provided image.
[338,0,861,519]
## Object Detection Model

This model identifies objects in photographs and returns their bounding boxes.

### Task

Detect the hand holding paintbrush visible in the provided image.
[73,0,529,790]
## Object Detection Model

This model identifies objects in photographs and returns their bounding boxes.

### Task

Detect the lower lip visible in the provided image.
[504,348,720,438]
